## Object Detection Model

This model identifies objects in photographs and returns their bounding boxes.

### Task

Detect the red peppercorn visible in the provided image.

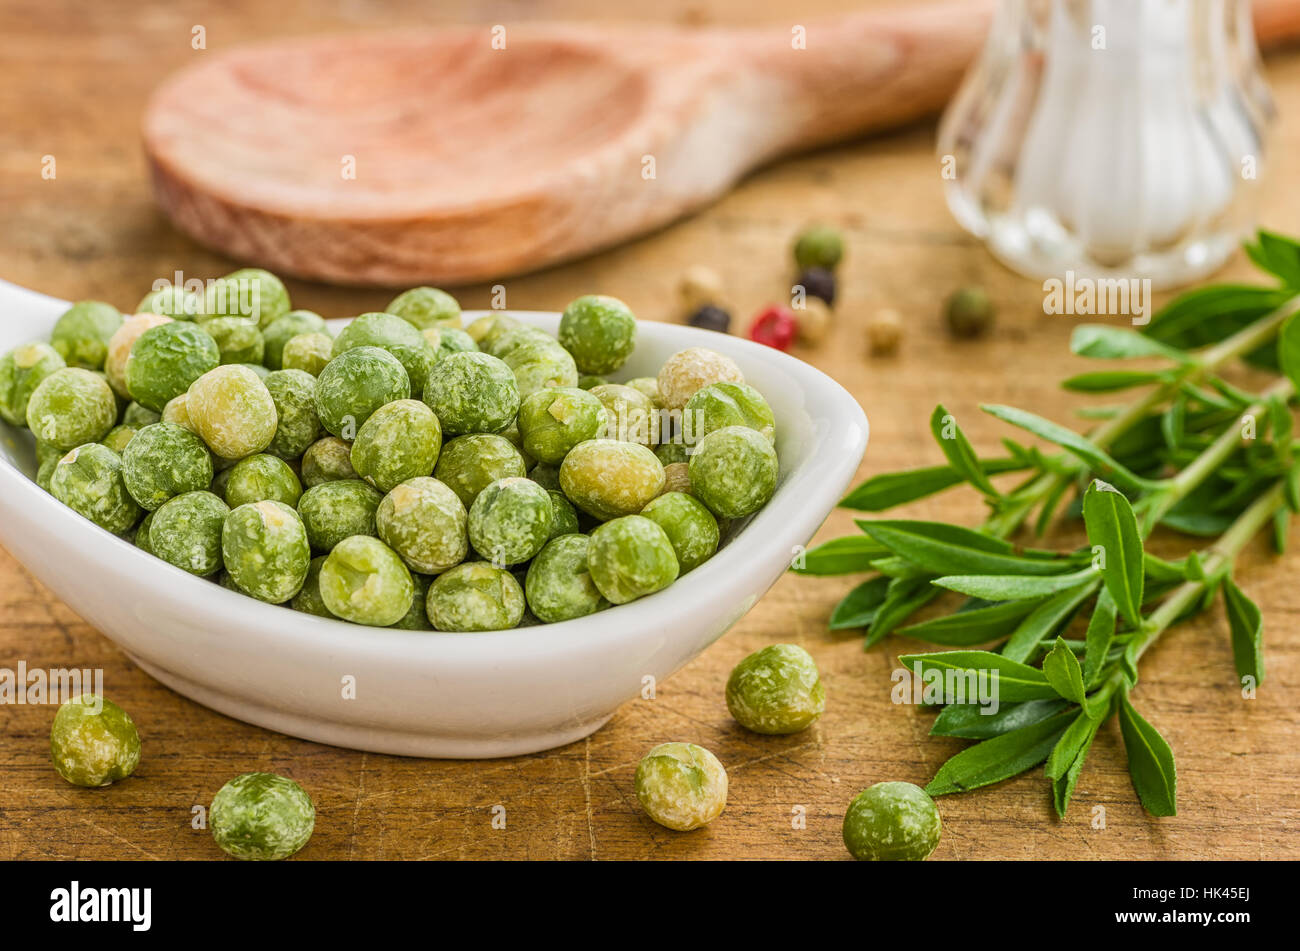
[749,305,797,350]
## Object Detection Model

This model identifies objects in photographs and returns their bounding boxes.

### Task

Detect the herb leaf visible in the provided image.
[1082,590,1118,687]
[982,404,1159,492]
[1083,480,1145,628]
[932,567,1099,601]
[839,459,1028,511]
[929,698,1072,739]
[791,536,889,575]
[827,577,891,630]
[1045,710,1104,817]
[930,404,999,498]
[1070,325,1190,362]
[1041,637,1088,705]
[897,651,1060,702]
[1002,582,1097,662]
[1222,577,1265,686]
[925,710,1076,796]
[859,520,1071,577]
[1278,310,1300,392]
[898,598,1040,646]
[866,576,939,646]
[1061,370,1169,393]
[1118,692,1178,816]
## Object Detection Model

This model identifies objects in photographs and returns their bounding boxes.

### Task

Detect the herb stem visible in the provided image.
[984,295,1300,540]
[1134,479,1287,662]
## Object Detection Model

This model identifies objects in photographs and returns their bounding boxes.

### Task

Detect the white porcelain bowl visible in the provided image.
[0,279,868,757]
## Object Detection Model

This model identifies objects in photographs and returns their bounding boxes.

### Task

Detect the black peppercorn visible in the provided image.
[687,304,731,333]
[796,267,836,307]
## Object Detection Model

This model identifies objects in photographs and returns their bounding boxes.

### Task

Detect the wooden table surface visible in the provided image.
[2,0,1298,861]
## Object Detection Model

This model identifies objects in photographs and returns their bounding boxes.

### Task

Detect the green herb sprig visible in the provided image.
[798,230,1300,817]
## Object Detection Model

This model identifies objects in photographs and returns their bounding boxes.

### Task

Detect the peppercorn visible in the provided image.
[867,308,903,355]
[795,299,831,345]
[748,305,797,351]
[676,265,725,318]
[793,225,844,272]
[796,268,836,307]
[687,305,731,334]
[944,286,995,338]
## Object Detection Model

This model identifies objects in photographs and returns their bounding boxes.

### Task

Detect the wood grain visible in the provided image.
[1,0,1298,861]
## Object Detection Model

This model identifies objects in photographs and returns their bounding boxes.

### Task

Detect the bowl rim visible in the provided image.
[0,280,868,660]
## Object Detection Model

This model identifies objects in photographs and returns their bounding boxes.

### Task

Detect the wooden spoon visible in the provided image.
[142,0,1300,287]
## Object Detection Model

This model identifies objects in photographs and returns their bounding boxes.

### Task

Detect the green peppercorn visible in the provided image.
[793,225,844,272]
[842,782,941,861]
[210,772,314,860]
[49,694,140,788]
[725,644,825,734]
[944,286,995,338]
[634,742,728,831]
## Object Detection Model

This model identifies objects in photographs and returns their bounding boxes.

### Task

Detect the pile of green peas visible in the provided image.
[1,270,784,632]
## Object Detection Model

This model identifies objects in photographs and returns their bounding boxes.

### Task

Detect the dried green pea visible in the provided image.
[149,490,230,576]
[290,555,335,618]
[640,491,718,572]
[842,782,941,861]
[547,490,580,538]
[301,436,359,486]
[263,369,321,460]
[134,511,156,554]
[375,477,467,574]
[590,383,657,446]
[634,742,728,831]
[50,695,140,788]
[138,284,202,320]
[422,351,519,435]
[425,561,524,632]
[105,313,171,398]
[528,463,561,492]
[121,401,161,429]
[186,364,278,460]
[389,572,434,630]
[26,367,117,451]
[203,269,291,328]
[315,346,410,439]
[124,321,220,412]
[467,477,553,567]
[625,376,661,406]
[688,425,778,519]
[203,316,265,365]
[319,535,413,626]
[100,424,138,454]
[516,386,605,465]
[224,453,302,508]
[121,421,214,511]
[501,335,579,397]
[524,533,606,623]
[333,312,436,394]
[386,286,462,330]
[725,644,825,735]
[211,772,314,861]
[434,327,477,359]
[350,398,442,492]
[297,479,383,552]
[280,332,333,376]
[465,313,520,350]
[50,301,123,370]
[587,515,679,604]
[262,311,328,369]
[683,381,776,443]
[559,439,664,521]
[0,342,65,426]
[433,433,526,509]
[557,295,637,375]
[50,443,143,534]
[221,500,311,603]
